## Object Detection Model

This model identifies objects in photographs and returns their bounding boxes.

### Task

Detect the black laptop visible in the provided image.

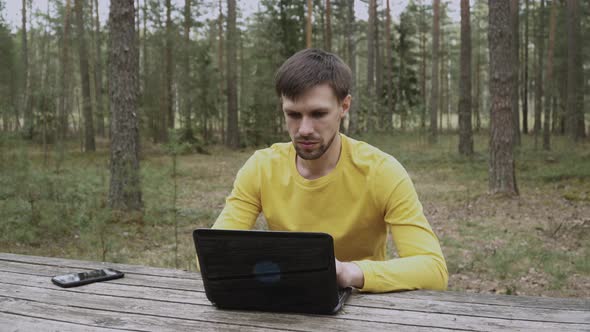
[193,228,352,314]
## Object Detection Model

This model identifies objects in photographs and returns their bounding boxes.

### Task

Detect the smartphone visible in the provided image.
[51,268,124,288]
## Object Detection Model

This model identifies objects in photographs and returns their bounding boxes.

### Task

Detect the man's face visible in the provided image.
[282,84,351,160]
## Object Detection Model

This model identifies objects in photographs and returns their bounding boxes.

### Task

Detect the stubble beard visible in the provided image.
[294,130,338,161]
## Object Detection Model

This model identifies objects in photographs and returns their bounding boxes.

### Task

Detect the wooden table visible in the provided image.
[0,253,588,331]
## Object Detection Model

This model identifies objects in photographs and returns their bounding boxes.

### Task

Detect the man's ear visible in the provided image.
[340,95,352,118]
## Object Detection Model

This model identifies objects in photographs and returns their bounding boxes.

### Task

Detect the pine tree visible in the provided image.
[458,0,473,155]
[488,0,519,195]
[225,0,238,148]
[108,0,143,211]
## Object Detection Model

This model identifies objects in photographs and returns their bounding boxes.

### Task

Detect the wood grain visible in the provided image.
[1,253,588,332]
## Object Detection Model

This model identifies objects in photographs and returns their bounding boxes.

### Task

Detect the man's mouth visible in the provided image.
[297,141,318,148]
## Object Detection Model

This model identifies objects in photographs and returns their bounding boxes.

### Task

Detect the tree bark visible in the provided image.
[75,0,96,152]
[459,0,473,155]
[375,2,382,131]
[510,0,520,146]
[534,0,545,149]
[165,0,174,131]
[429,0,440,143]
[385,0,393,130]
[522,0,529,134]
[346,0,357,135]
[182,0,193,138]
[218,0,225,143]
[58,0,72,140]
[543,0,557,150]
[21,0,32,137]
[306,0,312,48]
[108,0,143,211]
[566,0,585,141]
[488,0,518,195]
[364,0,376,132]
[225,0,239,149]
[473,4,482,132]
[93,0,105,137]
[419,0,427,129]
[325,0,331,51]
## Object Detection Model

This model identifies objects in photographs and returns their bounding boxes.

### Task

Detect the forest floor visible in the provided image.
[1,131,589,298]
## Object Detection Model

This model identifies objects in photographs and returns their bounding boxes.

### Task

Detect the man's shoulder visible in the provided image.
[250,141,292,164]
[344,135,400,169]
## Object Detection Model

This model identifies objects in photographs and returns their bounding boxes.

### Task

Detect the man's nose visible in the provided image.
[298,116,314,136]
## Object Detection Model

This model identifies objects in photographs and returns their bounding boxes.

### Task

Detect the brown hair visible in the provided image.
[274,48,352,102]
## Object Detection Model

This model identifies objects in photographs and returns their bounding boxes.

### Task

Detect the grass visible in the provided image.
[0,131,589,297]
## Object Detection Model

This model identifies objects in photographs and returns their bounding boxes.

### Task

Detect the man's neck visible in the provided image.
[296,133,342,180]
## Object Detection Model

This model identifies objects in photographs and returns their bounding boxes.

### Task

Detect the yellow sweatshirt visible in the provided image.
[212,134,448,293]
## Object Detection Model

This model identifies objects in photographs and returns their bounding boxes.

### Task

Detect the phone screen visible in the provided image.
[53,269,120,284]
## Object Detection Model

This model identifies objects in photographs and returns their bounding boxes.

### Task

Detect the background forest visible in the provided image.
[0,0,588,298]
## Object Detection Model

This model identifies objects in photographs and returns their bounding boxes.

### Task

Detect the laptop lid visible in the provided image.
[193,228,348,314]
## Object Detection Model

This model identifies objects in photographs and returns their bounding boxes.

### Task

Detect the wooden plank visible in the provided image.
[1,280,587,331]
[0,282,452,332]
[0,253,197,280]
[1,262,588,325]
[0,297,280,332]
[3,253,588,312]
[0,311,123,332]
[0,260,205,291]
[382,290,590,312]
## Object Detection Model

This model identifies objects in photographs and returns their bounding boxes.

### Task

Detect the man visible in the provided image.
[212,48,448,293]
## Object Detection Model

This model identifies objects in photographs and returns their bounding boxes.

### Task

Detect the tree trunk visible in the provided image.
[534,0,545,149]
[225,0,238,149]
[135,0,140,105]
[459,0,473,155]
[488,0,518,195]
[75,0,96,152]
[366,0,375,132]
[420,0,427,129]
[306,0,312,48]
[218,0,225,143]
[325,0,331,51]
[566,0,585,141]
[385,0,393,130]
[39,5,51,160]
[510,0,520,146]
[165,0,174,131]
[429,0,440,143]
[22,0,33,137]
[346,0,357,135]
[543,0,557,150]
[93,0,105,137]
[522,0,529,134]
[182,0,193,138]
[143,0,153,142]
[473,5,482,132]
[557,46,567,135]
[375,2,382,131]
[58,0,72,140]
[439,12,447,133]
[108,0,143,211]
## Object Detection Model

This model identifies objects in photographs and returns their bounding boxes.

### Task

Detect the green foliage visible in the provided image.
[0,142,107,247]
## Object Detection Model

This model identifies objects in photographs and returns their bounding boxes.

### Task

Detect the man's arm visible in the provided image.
[212,153,262,230]
[344,159,448,292]
[196,154,262,271]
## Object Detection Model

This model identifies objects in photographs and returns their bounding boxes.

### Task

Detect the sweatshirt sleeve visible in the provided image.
[211,152,262,230]
[353,158,448,293]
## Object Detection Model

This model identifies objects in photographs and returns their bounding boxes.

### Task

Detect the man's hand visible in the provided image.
[335,259,365,289]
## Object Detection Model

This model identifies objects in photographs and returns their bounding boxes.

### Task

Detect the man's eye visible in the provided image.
[287,113,301,119]
[312,112,327,118]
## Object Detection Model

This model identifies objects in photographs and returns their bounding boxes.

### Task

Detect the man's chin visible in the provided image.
[295,147,325,160]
